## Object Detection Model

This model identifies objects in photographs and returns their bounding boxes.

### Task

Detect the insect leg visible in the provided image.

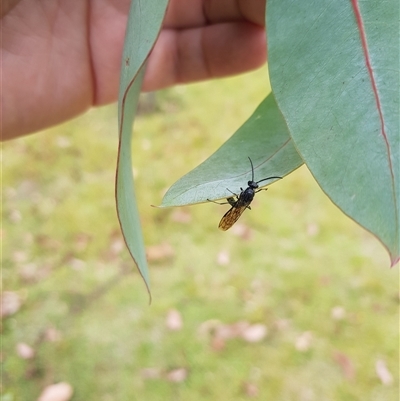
[255,188,269,194]
[208,196,238,206]
[226,188,239,197]
[207,199,231,205]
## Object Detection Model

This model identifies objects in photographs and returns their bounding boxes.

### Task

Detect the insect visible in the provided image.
[208,157,281,231]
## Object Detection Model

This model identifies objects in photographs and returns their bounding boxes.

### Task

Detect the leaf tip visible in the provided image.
[390,255,400,268]
[150,204,162,209]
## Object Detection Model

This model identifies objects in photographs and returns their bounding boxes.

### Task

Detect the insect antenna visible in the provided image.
[248,157,281,185]
[256,176,282,185]
[248,157,255,182]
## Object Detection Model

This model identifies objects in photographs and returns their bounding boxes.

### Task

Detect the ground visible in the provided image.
[2,67,398,401]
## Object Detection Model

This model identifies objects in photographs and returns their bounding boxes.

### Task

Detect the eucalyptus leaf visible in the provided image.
[116,0,169,297]
[267,0,399,265]
[161,94,304,207]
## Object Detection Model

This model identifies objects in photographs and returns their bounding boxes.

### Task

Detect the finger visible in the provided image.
[142,22,266,91]
[164,0,266,28]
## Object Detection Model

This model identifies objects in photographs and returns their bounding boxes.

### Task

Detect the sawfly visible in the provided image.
[208,157,281,231]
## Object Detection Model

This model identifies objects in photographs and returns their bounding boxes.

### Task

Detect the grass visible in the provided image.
[2,66,398,401]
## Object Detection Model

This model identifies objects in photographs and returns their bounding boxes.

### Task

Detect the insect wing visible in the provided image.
[218,204,247,231]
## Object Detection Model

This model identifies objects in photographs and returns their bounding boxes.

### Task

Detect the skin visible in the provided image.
[2,0,266,140]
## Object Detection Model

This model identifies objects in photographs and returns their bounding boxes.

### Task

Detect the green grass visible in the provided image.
[2,67,398,401]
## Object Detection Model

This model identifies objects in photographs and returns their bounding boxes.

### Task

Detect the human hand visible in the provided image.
[2,0,266,140]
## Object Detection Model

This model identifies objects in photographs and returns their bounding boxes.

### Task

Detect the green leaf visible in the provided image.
[117,0,169,297]
[161,94,304,207]
[267,0,399,265]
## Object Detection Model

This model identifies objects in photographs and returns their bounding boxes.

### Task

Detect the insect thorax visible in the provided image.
[240,187,255,204]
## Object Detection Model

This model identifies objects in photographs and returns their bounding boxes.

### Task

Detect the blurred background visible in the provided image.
[2,66,398,401]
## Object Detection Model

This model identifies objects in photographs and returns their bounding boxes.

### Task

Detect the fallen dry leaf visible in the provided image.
[68,258,86,271]
[56,136,71,148]
[306,222,320,236]
[147,242,175,262]
[36,235,62,251]
[331,306,346,320]
[333,351,355,380]
[241,324,268,343]
[273,319,290,331]
[200,320,268,350]
[170,209,192,224]
[203,321,243,351]
[211,335,226,351]
[37,382,73,401]
[230,223,252,240]
[141,367,162,380]
[375,359,393,385]
[16,342,35,359]
[44,327,62,343]
[1,291,22,318]
[73,232,91,252]
[243,382,259,398]
[295,331,313,352]
[198,319,222,336]
[166,368,188,383]
[166,309,183,331]
[12,250,28,263]
[18,262,39,282]
[216,321,249,340]
[9,209,22,223]
[216,250,230,266]
[109,238,124,255]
